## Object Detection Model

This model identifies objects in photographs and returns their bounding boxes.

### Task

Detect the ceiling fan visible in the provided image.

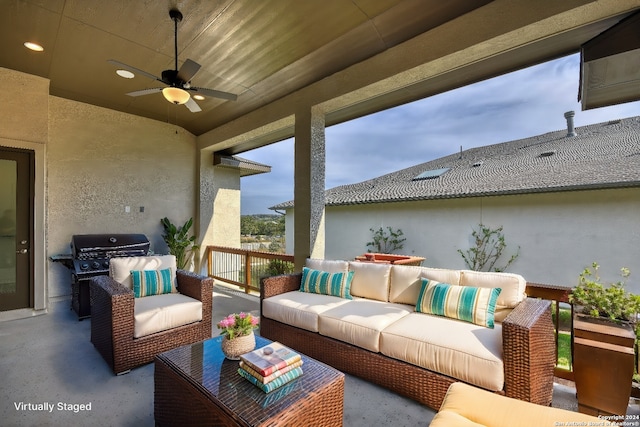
[108,9,237,113]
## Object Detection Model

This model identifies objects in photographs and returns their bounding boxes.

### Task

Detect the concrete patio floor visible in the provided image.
[1,283,637,426]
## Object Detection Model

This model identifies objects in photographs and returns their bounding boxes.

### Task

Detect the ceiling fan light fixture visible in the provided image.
[24,41,44,52]
[193,94,205,101]
[162,87,190,105]
[116,69,135,79]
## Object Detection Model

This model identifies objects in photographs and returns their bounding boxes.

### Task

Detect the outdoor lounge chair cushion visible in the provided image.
[431,382,604,427]
[110,255,178,291]
[261,290,351,333]
[416,280,501,328]
[133,293,202,338]
[380,312,504,391]
[318,298,413,352]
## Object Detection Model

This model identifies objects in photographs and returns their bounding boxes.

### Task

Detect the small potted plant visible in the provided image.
[569,262,639,417]
[217,312,259,360]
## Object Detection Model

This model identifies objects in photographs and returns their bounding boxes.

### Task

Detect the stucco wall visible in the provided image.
[197,153,241,276]
[0,68,48,314]
[286,188,640,292]
[47,97,197,298]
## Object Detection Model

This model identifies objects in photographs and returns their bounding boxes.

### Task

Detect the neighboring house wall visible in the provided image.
[47,96,198,299]
[285,187,640,292]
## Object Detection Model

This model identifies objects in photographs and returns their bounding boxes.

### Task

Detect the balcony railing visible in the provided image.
[206,246,575,378]
[206,245,294,293]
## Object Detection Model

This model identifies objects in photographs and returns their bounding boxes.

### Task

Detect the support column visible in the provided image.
[196,149,241,275]
[293,106,326,271]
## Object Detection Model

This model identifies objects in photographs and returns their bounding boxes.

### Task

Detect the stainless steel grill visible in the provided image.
[59,234,150,319]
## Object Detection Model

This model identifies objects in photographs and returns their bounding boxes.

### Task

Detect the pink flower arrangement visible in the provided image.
[216,312,259,339]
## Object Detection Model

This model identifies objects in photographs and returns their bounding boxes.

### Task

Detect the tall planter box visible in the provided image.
[573,314,635,416]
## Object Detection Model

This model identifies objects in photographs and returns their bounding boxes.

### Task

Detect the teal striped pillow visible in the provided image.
[300,267,353,299]
[416,279,501,328]
[130,268,174,298]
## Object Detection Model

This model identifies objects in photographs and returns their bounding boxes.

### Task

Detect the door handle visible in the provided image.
[16,249,28,254]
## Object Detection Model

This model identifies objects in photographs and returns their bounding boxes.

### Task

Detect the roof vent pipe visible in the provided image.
[564,111,577,137]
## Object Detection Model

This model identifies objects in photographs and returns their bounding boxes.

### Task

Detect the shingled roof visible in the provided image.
[270,115,640,210]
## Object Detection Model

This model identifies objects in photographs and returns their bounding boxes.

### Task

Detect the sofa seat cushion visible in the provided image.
[261,291,351,333]
[133,293,202,338]
[380,312,504,391]
[318,299,413,352]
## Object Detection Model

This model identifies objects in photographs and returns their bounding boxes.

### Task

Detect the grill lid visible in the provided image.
[71,234,150,259]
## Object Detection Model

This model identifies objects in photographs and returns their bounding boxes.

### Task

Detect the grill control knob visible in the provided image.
[80,262,89,270]
[103,261,109,268]
[92,261,101,269]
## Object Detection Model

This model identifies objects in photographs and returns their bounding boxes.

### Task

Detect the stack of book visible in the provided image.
[238,342,304,393]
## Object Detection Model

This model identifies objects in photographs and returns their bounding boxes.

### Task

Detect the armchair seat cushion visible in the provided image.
[134,293,202,338]
[380,312,504,391]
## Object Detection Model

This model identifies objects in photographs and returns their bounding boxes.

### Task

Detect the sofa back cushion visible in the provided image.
[110,255,177,291]
[306,258,349,274]
[349,262,392,302]
[389,265,461,306]
[459,270,526,310]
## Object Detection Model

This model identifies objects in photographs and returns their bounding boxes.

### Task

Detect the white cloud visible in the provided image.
[240,53,640,214]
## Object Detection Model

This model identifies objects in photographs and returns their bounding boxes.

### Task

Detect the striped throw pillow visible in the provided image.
[131,268,174,298]
[300,267,353,299]
[416,279,501,328]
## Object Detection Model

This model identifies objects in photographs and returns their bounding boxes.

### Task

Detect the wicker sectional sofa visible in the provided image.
[260,258,555,410]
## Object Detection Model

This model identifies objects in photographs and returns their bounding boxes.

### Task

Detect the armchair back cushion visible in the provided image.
[110,255,177,291]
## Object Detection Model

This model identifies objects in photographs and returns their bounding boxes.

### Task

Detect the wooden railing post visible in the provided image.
[244,253,252,294]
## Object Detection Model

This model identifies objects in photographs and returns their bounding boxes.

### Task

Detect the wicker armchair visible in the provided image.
[89,256,213,375]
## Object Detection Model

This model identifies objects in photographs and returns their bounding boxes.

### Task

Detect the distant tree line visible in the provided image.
[241,214,285,237]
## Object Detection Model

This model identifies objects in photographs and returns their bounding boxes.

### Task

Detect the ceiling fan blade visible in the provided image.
[108,59,164,83]
[190,87,238,101]
[126,88,163,97]
[177,59,201,83]
[184,97,202,113]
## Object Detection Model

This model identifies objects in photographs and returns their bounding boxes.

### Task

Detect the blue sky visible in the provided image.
[239,53,640,215]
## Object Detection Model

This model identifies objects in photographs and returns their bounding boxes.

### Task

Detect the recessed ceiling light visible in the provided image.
[116,69,135,79]
[193,94,205,101]
[24,42,44,52]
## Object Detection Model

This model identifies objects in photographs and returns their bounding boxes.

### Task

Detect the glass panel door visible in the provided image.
[0,148,32,311]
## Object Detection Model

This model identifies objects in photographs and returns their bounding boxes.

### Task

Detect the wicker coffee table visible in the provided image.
[154,335,345,426]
